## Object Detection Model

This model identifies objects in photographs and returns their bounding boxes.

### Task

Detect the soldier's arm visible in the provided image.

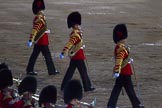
[114,46,127,73]
[62,33,81,55]
[29,16,45,42]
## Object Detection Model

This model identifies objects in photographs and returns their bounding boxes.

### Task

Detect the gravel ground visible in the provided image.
[0,0,162,108]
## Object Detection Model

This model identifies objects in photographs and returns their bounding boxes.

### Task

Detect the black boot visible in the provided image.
[48,70,59,75]
[139,104,145,108]
[133,104,145,108]
[27,71,37,75]
[84,87,95,92]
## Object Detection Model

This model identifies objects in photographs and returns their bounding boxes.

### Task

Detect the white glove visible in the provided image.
[27,40,32,47]
[128,58,134,64]
[113,72,120,78]
[45,29,51,34]
[59,53,64,59]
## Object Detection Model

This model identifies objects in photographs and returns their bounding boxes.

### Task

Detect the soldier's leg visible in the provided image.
[124,76,142,108]
[41,45,58,75]
[77,60,94,91]
[26,45,41,74]
[107,76,123,108]
[61,60,76,91]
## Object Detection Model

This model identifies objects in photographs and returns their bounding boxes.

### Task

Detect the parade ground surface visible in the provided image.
[0,0,162,108]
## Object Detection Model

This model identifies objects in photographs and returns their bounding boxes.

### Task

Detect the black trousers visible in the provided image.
[61,59,92,91]
[26,44,56,74]
[107,75,141,108]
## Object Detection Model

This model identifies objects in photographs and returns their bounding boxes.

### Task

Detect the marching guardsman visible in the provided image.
[26,0,59,75]
[60,11,95,92]
[0,63,17,108]
[107,24,144,108]
[63,79,83,108]
[16,76,37,108]
[39,85,57,108]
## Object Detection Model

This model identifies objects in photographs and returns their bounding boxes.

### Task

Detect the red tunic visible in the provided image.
[29,12,49,46]
[71,49,85,60]
[0,92,33,108]
[37,33,49,45]
[114,43,132,75]
[63,29,85,60]
[15,100,34,108]
[66,104,73,108]
[1,93,15,108]
[66,104,81,108]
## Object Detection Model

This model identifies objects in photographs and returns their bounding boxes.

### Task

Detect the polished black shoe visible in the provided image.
[27,71,37,75]
[48,70,60,75]
[133,104,145,108]
[139,104,145,108]
[85,87,95,92]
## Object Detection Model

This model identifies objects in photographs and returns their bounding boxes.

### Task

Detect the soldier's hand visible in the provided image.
[59,53,64,59]
[113,72,119,78]
[45,29,51,34]
[27,40,32,47]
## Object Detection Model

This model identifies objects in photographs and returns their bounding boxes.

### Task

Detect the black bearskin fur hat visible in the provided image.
[113,24,128,44]
[39,85,57,107]
[18,76,37,95]
[32,0,45,15]
[0,62,9,70]
[67,11,81,28]
[0,69,13,89]
[63,79,83,104]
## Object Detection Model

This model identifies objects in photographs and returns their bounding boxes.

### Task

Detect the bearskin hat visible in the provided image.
[0,62,9,70]
[113,24,128,44]
[63,79,83,104]
[32,0,45,15]
[67,11,81,28]
[0,69,13,89]
[18,76,37,95]
[39,85,57,107]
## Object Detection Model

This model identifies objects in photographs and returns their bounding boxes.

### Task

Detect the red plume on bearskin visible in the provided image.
[67,11,81,28]
[63,79,83,104]
[18,76,37,95]
[32,0,45,15]
[39,85,57,107]
[113,24,128,44]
